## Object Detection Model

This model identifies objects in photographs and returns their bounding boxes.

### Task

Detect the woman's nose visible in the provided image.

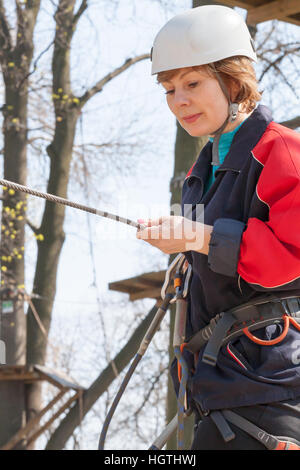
[173,90,190,107]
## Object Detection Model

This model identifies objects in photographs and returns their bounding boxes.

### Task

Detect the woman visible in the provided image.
[137,5,300,450]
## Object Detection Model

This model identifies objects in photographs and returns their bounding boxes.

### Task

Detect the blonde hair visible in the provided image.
[156,56,262,113]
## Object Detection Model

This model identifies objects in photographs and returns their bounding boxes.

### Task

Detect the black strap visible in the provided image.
[210,411,235,442]
[202,312,237,366]
[208,409,300,450]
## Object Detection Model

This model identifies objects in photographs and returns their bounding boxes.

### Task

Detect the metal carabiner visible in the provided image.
[161,253,186,300]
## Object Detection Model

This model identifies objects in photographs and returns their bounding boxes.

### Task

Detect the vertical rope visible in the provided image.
[174,346,189,450]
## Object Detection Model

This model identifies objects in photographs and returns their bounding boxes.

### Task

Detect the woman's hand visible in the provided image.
[136,215,213,255]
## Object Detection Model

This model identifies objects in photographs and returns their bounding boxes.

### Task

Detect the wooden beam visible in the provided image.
[207,0,300,26]
[280,15,300,27]
[129,287,162,302]
[26,390,82,447]
[0,389,67,450]
[247,0,300,24]
[211,0,253,8]
[0,372,39,381]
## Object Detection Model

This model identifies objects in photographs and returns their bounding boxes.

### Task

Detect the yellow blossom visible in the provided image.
[9,189,15,195]
[1,266,7,272]
[8,62,15,68]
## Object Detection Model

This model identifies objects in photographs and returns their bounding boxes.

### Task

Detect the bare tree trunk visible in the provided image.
[25,0,149,447]
[0,0,41,448]
[25,0,87,442]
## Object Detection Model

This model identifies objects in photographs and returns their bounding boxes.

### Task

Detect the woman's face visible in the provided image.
[161,67,230,137]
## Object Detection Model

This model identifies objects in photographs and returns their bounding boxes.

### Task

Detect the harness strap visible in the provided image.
[221,409,300,450]
[210,411,235,443]
[185,295,300,366]
[202,312,237,366]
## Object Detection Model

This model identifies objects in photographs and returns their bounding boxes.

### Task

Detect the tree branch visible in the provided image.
[26,218,40,234]
[79,54,150,107]
[73,0,88,27]
[279,116,300,130]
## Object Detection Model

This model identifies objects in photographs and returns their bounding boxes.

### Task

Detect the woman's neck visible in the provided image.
[209,110,253,138]
[224,110,253,133]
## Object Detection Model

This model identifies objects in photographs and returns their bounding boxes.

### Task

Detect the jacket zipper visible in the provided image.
[214,167,241,177]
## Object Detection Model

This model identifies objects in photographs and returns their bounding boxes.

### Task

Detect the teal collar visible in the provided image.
[209,120,245,166]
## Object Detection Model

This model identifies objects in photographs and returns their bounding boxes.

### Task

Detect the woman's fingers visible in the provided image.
[137,216,168,227]
[136,224,162,240]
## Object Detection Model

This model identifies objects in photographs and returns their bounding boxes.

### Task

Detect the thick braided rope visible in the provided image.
[174,346,189,450]
[0,178,142,230]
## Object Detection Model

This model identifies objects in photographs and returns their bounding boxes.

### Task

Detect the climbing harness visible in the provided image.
[0,178,143,230]
[175,294,300,450]
[184,294,300,366]
[150,294,300,450]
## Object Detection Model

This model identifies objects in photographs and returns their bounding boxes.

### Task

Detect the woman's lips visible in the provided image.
[182,113,202,123]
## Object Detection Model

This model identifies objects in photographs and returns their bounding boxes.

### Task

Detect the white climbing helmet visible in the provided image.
[151,5,257,166]
[150,5,257,75]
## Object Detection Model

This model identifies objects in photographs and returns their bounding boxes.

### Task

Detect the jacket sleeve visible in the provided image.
[208,129,300,291]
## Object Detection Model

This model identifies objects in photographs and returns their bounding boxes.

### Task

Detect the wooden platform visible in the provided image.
[219,0,300,26]
[0,364,85,450]
[109,269,167,302]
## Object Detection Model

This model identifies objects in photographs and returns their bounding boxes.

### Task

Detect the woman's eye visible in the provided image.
[164,82,198,95]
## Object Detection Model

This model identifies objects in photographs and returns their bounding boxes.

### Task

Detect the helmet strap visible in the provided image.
[210,66,239,166]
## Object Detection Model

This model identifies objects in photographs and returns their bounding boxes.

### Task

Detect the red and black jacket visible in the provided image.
[174,105,300,411]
